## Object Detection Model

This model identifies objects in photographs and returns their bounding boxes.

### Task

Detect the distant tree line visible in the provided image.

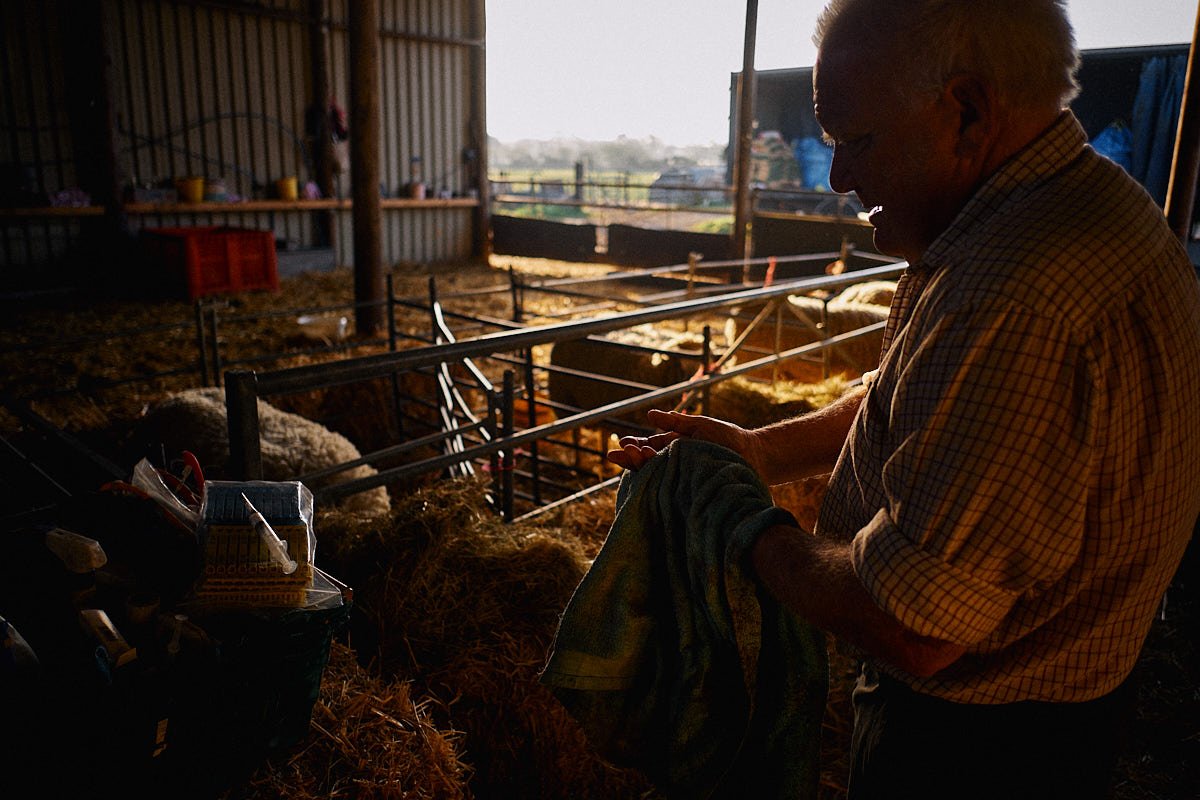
[488,135,726,172]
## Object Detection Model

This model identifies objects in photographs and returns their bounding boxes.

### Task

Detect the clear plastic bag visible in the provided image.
[132,458,200,532]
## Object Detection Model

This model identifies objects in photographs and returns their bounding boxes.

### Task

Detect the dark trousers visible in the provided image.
[848,664,1137,800]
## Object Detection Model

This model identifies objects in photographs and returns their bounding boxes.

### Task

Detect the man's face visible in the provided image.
[813,44,968,264]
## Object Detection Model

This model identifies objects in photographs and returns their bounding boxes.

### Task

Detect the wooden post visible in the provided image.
[307,0,334,246]
[687,251,700,298]
[1166,3,1200,244]
[61,1,127,241]
[226,370,263,481]
[350,0,385,335]
[468,0,491,261]
[732,0,759,262]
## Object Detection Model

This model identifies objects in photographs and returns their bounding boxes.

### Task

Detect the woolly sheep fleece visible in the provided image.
[137,387,390,516]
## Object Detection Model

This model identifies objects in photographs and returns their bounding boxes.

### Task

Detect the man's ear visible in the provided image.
[944,73,995,158]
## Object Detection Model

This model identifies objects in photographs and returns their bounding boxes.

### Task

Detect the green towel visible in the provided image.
[541,439,827,799]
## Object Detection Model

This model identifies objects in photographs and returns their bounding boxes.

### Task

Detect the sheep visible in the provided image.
[547,324,708,426]
[769,473,831,534]
[134,387,390,517]
[832,279,896,307]
[547,325,711,476]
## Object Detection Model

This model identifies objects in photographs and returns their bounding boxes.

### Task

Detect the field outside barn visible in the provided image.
[491,168,733,235]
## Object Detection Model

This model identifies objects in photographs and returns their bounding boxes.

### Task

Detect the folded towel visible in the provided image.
[540,439,827,799]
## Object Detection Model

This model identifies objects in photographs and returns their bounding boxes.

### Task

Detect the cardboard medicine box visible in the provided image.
[195,481,314,607]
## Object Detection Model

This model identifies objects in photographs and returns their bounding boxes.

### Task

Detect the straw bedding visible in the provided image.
[264,479,659,800]
[221,375,859,799]
[229,641,470,799]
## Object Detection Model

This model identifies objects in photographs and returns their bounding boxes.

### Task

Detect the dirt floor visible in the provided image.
[1,257,1197,798]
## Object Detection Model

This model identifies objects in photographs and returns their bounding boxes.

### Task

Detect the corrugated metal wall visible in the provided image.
[0,0,482,273]
[111,0,317,249]
[0,1,80,268]
[328,0,478,264]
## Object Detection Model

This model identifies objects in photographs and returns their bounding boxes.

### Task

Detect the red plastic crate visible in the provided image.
[144,226,279,300]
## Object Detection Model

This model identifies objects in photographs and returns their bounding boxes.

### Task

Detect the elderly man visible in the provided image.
[610,0,1200,796]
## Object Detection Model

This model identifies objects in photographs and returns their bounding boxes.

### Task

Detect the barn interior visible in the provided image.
[1,2,1198,799]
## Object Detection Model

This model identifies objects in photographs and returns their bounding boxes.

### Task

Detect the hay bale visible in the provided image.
[706,375,852,429]
[733,293,889,382]
[770,473,831,534]
[297,376,856,798]
[134,387,390,517]
[533,485,621,559]
[315,479,657,799]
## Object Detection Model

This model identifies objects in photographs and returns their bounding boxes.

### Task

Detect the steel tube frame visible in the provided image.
[308,320,885,502]
[250,263,904,397]
[225,265,904,493]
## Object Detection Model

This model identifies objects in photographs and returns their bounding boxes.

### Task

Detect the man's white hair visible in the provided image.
[814,0,1080,113]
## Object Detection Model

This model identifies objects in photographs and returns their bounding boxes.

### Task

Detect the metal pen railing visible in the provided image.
[224,262,905,520]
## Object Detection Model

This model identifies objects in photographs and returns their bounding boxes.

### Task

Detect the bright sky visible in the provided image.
[485,0,1196,146]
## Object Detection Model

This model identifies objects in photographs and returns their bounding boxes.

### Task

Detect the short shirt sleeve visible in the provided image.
[848,303,1093,647]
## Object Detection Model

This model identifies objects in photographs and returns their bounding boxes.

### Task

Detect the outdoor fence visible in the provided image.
[488,175,875,264]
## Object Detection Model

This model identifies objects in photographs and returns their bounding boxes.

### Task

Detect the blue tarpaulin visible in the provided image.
[794,136,833,191]
[1091,121,1133,173]
[1130,54,1187,206]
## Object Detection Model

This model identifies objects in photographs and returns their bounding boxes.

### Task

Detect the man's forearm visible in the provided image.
[750,523,966,677]
[753,385,865,485]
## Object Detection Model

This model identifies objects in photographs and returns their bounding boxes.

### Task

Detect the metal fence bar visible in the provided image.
[375,250,869,321]
[523,349,542,505]
[194,300,211,386]
[384,274,398,351]
[500,369,514,522]
[513,474,623,523]
[208,304,224,387]
[0,315,200,356]
[252,264,906,397]
[433,298,495,393]
[296,417,490,484]
[308,321,885,502]
[386,273,406,435]
[435,363,470,476]
[487,386,500,503]
[216,265,902,502]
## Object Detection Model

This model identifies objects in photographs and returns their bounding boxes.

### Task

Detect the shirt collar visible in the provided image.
[915,110,1089,272]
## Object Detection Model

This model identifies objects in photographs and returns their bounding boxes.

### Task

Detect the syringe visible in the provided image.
[241,493,298,574]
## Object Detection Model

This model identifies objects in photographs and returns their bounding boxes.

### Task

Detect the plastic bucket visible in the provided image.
[275,177,298,201]
[176,177,205,203]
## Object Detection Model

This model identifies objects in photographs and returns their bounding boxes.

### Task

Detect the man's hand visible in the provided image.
[609,384,865,482]
[606,409,764,473]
